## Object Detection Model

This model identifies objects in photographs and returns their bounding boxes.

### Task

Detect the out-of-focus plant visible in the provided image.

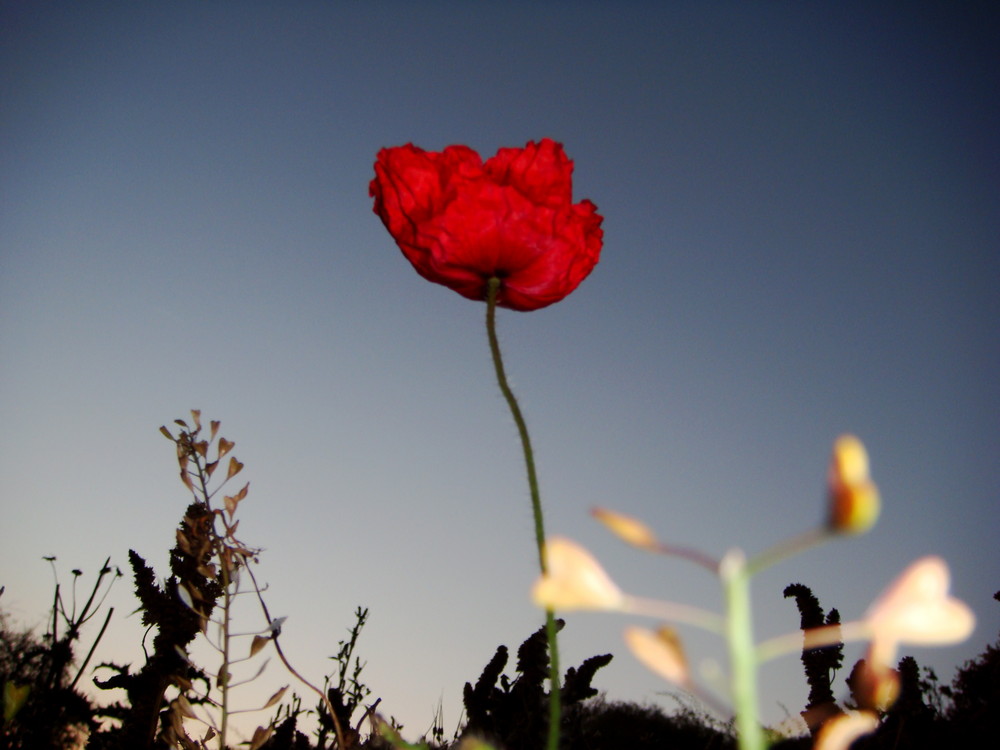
[1,559,120,749]
[458,619,612,750]
[532,435,975,750]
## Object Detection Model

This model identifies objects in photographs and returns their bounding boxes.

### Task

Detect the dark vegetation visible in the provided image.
[2,417,997,749]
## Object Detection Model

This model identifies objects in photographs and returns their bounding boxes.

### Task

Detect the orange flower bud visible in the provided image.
[592,507,658,550]
[827,435,880,534]
[850,657,900,712]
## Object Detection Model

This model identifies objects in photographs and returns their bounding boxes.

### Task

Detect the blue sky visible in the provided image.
[1,1,998,742]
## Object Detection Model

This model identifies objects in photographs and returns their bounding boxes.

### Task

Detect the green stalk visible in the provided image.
[720,549,767,750]
[485,277,561,750]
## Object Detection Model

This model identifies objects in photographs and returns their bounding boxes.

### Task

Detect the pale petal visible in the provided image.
[814,712,879,750]
[623,625,689,686]
[865,556,975,664]
[531,537,624,611]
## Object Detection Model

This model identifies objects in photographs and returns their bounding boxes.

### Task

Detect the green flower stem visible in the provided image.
[720,549,767,750]
[755,620,870,664]
[745,527,828,577]
[485,277,561,750]
[620,595,727,634]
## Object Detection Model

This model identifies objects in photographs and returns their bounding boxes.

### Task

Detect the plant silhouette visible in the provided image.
[460,619,612,749]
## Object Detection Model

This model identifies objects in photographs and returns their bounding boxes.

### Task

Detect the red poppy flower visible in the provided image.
[370,138,603,311]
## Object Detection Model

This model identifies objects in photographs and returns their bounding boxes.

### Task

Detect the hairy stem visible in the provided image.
[485,277,561,750]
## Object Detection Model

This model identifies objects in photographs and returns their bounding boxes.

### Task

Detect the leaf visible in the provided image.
[159,425,175,441]
[250,635,270,657]
[261,685,288,709]
[249,725,274,750]
[3,682,30,722]
[218,438,235,458]
[176,693,198,720]
[227,457,244,480]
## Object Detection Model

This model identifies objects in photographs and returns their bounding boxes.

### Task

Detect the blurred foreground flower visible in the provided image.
[532,537,624,611]
[624,626,690,688]
[814,711,879,750]
[864,555,975,668]
[370,138,603,311]
[827,434,880,535]
[591,507,659,550]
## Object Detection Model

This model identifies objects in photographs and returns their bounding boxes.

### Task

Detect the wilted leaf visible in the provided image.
[261,685,287,709]
[216,664,231,688]
[227,457,244,480]
[3,682,30,722]
[204,459,219,479]
[175,529,191,555]
[218,438,235,458]
[249,725,274,750]
[176,693,198,720]
[159,425,175,441]
[250,635,270,657]
[190,409,201,429]
[194,440,209,458]
[174,418,189,429]
[210,420,220,441]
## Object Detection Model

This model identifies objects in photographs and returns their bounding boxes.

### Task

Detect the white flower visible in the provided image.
[531,537,625,611]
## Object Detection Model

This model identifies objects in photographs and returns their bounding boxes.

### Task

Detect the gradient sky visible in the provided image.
[2,1,998,743]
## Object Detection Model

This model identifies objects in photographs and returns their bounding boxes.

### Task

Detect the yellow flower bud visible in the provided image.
[592,507,658,550]
[827,435,880,534]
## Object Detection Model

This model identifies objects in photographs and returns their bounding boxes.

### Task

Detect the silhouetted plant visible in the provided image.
[560,696,735,750]
[937,590,1000,747]
[1,560,119,749]
[459,620,612,749]
[782,583,844,732]
[93,412,288,749]
[266,607,381,750]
